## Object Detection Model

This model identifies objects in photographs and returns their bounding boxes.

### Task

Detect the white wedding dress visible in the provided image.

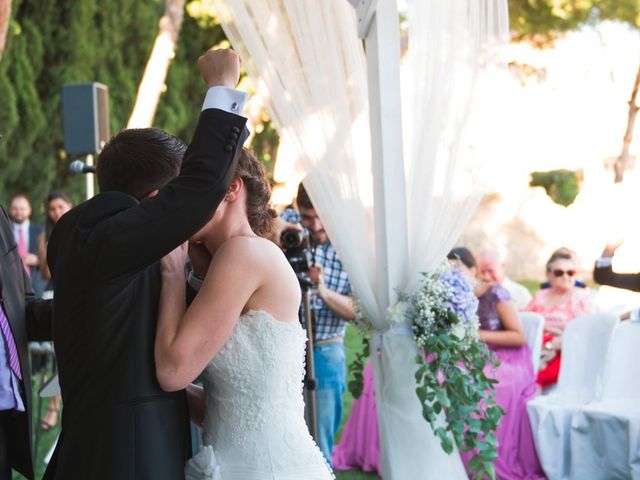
[185,310,334,480]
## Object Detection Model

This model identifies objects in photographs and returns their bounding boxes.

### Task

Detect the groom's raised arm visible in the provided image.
[90,50,249,280]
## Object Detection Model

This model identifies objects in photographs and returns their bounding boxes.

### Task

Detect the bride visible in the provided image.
[155,148,333,480]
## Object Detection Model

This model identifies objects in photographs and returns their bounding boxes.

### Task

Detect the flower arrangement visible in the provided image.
[349,263,503,480]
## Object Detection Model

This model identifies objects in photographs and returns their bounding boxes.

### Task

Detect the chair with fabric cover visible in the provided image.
[526,313,619,480]
[569,320,640,480]
[519,312,544,373]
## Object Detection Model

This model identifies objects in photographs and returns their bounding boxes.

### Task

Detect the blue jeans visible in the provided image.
[313,342,346,463]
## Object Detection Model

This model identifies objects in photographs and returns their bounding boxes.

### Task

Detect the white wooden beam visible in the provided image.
[365,0,407,311]
[346,0,379,38]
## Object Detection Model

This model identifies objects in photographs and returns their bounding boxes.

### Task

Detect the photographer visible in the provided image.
[280,183,355,463]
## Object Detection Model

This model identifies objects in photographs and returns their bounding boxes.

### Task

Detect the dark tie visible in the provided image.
[0,301,22,380]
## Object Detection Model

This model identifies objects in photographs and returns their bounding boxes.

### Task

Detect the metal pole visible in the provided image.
[85,153,95,200]
[301,287,318,442]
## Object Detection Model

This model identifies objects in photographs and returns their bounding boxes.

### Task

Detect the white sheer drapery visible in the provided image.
[372,3,508,478]
[208,1,508,478]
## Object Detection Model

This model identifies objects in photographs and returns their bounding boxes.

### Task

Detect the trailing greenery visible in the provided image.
[530,169,580,207]
[349,265,503,480]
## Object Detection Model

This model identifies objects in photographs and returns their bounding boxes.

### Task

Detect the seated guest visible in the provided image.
[477,250,532,309]
[525,250,596,388]
[331,360,380,474]
[540,247,586,289]
[452,248,545,480]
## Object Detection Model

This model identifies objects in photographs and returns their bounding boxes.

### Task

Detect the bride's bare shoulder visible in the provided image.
[215,235,289,267]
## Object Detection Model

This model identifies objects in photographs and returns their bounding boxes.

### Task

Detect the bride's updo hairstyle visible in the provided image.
[234,148,277,237]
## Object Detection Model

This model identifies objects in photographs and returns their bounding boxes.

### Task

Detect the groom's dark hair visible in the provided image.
[96,128,186,201]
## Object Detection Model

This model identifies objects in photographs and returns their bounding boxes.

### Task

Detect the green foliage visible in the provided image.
[530,169,580,207]
[155,2,227,142]
[509,0,640,43]
[0,0,163,216]
[347,335,370,400]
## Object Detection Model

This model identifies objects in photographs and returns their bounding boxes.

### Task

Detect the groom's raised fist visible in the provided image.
[198,48,241,89]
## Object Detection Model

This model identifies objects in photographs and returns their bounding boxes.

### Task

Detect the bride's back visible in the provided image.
[198,308,332,479]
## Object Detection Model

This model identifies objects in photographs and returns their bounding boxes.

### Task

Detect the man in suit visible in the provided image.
[44,49,248,480]
[9,195,45,298]
[0,205,52,479]
[594,241,640,321]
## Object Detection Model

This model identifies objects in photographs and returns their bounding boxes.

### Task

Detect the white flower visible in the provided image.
[450,322,466,340]
[386,299,412,326]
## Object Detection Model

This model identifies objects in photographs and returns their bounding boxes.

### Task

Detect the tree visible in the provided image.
[127,0,186,128]
[0,0,280,214]
[509,0,640,182]
[0,0,10,62]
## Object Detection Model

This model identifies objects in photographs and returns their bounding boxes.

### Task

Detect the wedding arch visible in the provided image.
[208,0,508,478]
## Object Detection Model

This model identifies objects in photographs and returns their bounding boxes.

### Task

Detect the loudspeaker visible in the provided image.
[62,82,110,155]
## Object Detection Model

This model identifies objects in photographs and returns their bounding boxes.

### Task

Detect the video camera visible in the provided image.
[280,227,311,274]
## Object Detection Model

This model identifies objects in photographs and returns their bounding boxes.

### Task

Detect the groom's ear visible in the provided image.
[225,177,243,202]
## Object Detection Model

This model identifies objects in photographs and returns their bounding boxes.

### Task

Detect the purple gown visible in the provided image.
[461,285,545,479]
[331,360,381,474]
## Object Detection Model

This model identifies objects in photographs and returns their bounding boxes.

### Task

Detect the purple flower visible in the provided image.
[440,269,478,324]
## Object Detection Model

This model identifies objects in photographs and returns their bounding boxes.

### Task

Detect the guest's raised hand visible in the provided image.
[198,48,241,89]
[474,279,493,298]
[602,240,623,258]
[188,241,212,278]
[161,242,188,277]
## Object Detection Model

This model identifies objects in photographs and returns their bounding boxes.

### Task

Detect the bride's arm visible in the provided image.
[155,237,262,392]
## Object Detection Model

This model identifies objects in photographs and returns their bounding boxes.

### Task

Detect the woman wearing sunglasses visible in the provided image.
[525,250,596,389]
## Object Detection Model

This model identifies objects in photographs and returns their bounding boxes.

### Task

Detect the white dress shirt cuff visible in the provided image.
[202,87,247,116]
[595,256,613,268]
[630,308,640,322]
[187,271,204,292]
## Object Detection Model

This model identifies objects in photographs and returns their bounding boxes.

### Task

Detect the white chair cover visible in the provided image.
[527,313,619,480]
[570,321,640,480]
[519,312,544,373]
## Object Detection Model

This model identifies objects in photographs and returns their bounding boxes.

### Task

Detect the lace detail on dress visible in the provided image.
[194,310,334,480]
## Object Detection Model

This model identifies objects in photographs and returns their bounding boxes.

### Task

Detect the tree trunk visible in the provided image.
[0,0,12,63]
[127,0,185,128]
[614,61,640,183]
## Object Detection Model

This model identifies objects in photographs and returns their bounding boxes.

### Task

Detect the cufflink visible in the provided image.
[231,102,239,112]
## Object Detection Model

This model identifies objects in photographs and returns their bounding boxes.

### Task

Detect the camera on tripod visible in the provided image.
[281,227,311,274]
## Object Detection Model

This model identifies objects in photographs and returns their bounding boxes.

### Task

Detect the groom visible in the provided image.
[44,49,248,480]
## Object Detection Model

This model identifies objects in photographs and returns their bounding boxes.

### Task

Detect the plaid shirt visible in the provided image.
[281,209,351,340]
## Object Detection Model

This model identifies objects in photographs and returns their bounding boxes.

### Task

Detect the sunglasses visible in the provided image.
[552,269,576,278]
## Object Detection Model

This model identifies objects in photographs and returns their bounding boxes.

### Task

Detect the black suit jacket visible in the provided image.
[44,108,247,480]
[0,207,36,479]
[593,262,640,292]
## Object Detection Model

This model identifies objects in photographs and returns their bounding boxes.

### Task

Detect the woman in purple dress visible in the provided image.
[451,247,545,479]
[331,360,380,474]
